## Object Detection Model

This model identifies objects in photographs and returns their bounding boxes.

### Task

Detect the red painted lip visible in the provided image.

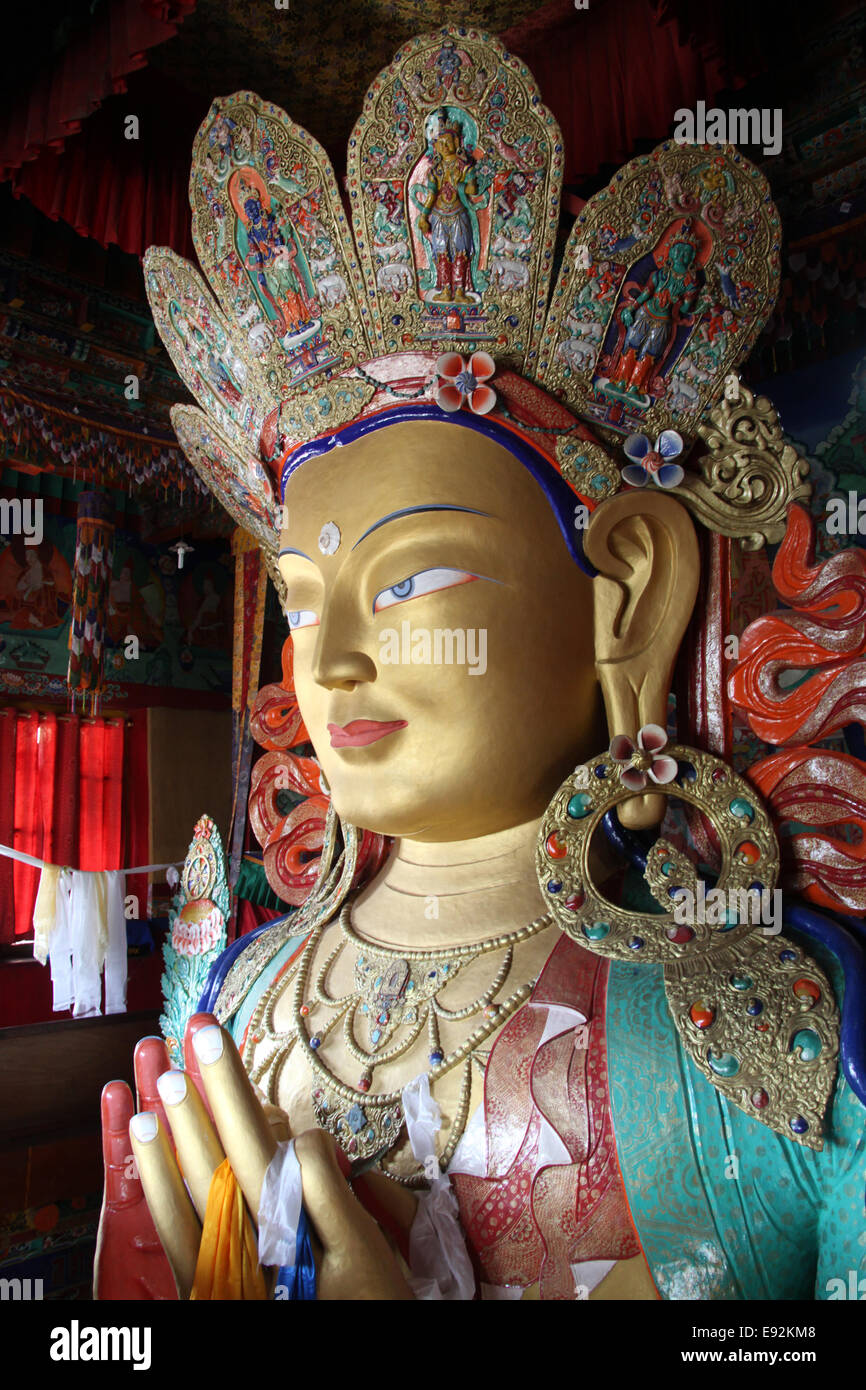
[327,719,408,748]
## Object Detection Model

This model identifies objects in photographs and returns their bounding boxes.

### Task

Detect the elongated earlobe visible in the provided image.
[586,490,699,828]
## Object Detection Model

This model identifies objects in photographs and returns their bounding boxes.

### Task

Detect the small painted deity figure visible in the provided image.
[612,222,700,394]
[241,184,316,335]
[416,110,477,303]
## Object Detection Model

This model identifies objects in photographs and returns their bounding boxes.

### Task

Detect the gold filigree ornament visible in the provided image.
[536,738,839,1149]
[667,383,812,549]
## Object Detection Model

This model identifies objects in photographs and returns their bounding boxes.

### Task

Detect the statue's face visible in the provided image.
[279,421,600,840]
[435,131,458,159]
[669,241,695,273]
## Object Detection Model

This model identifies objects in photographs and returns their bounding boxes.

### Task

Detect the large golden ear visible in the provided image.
[585,490,699,829]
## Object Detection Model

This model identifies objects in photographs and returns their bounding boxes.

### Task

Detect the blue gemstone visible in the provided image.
[547,880,562,894]
[347,1104,366,1134]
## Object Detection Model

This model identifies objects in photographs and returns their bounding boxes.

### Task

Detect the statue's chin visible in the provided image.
[328,786,539,844]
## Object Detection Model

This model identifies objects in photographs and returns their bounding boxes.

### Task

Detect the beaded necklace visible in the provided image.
[245,898,553,1185]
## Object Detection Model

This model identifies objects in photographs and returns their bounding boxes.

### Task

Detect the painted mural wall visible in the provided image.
[0,468,232,707]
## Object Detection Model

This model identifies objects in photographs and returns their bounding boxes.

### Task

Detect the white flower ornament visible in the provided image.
[610,724,678,792]
[435,351,496,415]
[621,430,684,489]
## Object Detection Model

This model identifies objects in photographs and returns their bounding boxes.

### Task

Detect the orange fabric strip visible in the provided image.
[190,1157,268,1301]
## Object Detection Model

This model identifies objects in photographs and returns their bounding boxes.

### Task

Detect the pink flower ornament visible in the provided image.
[621,430,684,489]
[435,351,496,416]
[610,724,678,792]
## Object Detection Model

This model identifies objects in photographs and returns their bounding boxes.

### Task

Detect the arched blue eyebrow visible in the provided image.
[352,504,490,550]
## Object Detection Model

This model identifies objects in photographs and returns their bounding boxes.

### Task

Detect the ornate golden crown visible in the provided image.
[143,25,810,561]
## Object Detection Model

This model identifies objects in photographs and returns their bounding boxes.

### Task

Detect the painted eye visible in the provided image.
[373,567,477,613]
[286,609,319,630]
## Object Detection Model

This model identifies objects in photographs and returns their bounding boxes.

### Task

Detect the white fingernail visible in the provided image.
[130,1111,159,1143]
[192,1025,224,1065]
[156,1070,187,1107]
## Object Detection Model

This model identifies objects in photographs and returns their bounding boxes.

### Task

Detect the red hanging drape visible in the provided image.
[0,0,195,182]
[503,0,751,187]
[0,709,149,943]
[7,0,764,261]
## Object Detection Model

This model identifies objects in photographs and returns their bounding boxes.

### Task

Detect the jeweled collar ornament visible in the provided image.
[245,901,553,1182]
[536,735,838,1150]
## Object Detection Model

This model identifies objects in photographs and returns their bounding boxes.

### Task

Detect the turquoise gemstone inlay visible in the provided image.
[567,793,592,819]
[790,1028,822,1061]
[707,1049,740,1077]
[729,973,753,991]
[583,921,611,941]
[729,797,755,823]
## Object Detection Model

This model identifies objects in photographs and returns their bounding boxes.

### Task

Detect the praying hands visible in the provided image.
[94,1013,413,1301]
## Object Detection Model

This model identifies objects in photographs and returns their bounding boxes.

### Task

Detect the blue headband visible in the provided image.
[280,405,596,576]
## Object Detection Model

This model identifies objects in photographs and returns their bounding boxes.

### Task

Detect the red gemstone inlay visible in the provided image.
[689,1000,715,1029]
[793,977,821,1006]
[667,925,694,944]
[737,841,761,866]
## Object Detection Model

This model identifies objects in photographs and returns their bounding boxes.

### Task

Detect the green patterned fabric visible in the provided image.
[607,937,866,1300]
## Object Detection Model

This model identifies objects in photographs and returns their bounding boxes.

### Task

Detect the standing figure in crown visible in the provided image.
[612,221,700,394]
[416,109,477,304]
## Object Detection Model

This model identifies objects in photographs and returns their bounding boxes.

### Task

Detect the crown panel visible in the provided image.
[346,27,563,374]
[171,404,279,556]
[189,91,372,396]
[537,142,782,449]
[144,247,274,462]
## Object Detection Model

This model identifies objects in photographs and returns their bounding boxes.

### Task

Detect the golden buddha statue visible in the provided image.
[96,29,866,1303]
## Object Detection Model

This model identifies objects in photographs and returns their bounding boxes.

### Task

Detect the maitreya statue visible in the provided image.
[95,28,866,1302]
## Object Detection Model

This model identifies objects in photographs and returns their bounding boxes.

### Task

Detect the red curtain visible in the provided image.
[0,709,149,943]
[7,0,764,261]
[0,0,195,182]
[503,0,751,187]
[9,67,200,260]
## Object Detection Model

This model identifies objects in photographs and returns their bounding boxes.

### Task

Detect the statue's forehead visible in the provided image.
[282,422,523,532]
